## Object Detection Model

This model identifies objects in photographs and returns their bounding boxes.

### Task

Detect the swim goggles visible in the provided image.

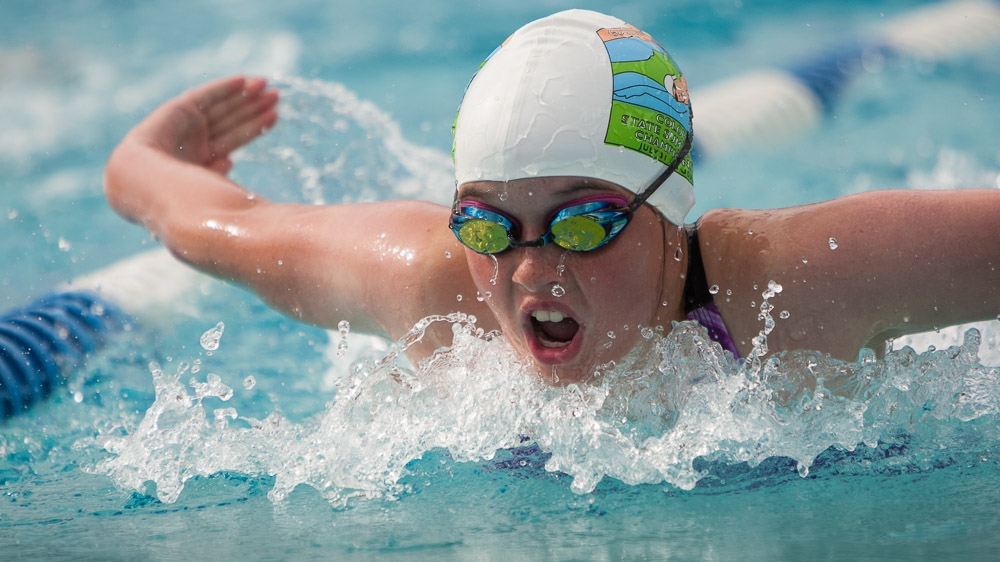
[450,196,631,254]
[450,127,693,255]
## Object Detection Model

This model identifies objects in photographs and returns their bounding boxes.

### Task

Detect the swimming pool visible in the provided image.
[3,0,1000,559]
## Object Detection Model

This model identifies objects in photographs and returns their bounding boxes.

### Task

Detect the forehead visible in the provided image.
[457,176,632,201]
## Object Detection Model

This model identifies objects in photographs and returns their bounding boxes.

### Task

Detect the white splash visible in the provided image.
[97,311,1000,505]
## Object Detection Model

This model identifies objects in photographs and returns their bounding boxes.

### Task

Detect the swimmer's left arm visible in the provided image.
[864,189,1000,339]
[702,189,1000,359]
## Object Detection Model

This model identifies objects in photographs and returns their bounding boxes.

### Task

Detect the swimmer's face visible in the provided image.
[457,177,672,384]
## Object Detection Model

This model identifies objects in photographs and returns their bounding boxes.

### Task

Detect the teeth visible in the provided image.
[532,310,565,323]
[539,339,570,349]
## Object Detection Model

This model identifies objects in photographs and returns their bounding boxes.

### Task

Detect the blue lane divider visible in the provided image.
[783,40,877,113]
[0,291,130,420]
[691,0,1000,159]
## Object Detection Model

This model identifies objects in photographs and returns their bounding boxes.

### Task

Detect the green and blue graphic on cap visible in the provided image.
[599,27,694,184]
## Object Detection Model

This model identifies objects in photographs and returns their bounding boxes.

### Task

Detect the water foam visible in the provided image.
[95,309,1000,506]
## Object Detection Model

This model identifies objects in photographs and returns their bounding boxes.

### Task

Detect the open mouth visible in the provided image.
[530,310,581,348]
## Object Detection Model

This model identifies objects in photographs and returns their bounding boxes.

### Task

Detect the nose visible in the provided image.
[510,246,567,293]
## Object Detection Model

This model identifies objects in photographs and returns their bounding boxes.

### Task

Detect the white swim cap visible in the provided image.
[453,9,695,225]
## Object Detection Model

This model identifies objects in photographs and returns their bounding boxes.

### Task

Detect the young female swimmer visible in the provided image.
[104,10,1000,384]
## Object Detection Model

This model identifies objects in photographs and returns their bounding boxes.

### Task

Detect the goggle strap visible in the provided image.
[627,128,694,213]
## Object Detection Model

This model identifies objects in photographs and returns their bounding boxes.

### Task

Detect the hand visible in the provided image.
[129,75,279,175]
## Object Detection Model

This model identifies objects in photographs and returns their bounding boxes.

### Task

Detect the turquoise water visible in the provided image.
[3,0,1000,559]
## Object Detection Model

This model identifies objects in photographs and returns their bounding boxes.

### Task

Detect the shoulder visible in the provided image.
[693,202,879,358]
[355,200,497,350]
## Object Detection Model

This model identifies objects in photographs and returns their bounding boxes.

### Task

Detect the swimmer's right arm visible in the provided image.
[104,76,493,354]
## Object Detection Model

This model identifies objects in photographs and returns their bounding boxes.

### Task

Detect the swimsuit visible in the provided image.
[683,225,741,359]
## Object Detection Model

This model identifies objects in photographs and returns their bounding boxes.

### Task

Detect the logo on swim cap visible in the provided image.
[599,26,694,185]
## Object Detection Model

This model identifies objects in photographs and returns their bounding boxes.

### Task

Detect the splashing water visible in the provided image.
[96,308,1000,506]
[200,322,225,352]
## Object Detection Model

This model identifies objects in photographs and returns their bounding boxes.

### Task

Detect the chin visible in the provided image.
[522,356,593,385]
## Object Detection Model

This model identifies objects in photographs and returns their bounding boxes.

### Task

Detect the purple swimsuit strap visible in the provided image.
[687,301,741,360]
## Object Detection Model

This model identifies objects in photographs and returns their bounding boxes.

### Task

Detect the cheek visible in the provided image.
[586,261,650,315]
[464,250,513,322]
[581,228,663,322]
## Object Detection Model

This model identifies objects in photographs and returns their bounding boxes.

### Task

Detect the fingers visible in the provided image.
[203,76,270,125]
[209,86,278,137]
[165,75,279,168]
[208,90,279,156]
[185,75,250,112]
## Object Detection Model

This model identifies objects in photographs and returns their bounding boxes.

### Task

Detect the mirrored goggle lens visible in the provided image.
[550,215,610,251]
[456,219,511,254]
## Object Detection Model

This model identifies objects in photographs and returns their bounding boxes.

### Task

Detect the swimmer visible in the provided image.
[104,10,1000,384]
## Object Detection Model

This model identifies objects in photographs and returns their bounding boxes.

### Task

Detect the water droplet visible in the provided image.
[499,191,509,202]
[444,251,452,259]
[243,375,256,390]
[58,237,71,251]
[200,322,225,351]
[828,237,839,250]
[779,310,790,319]
[726,289,733,296]
[476,292,485,302]
[214,407,238,427]
[191,373,233,401]
[489,254,499,286]
[7,209,18,219]
[641,327,655,339]
[709,285,720,295]
[277,259,284,266]
[551,284,566,298]
[673,245,683,262]
[336,320,351,357]
[556,253,567,278]
[607,331,616,339]
[456,294,463,302]
[801,256,809,264]
[768,280,783,294]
